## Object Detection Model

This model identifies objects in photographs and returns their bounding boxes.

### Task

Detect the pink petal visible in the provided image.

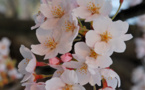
[73,7,91,19]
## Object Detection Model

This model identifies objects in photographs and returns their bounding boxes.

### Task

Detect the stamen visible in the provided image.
[62,84,73,90]
[78,64,88,75]
[51,5,64,18]
[89,49,98,59]
[64,21,75,32]
[100,31,112,43]
[43,37,57,50]
[87,2,100,14]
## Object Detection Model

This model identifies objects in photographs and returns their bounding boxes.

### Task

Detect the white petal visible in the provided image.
[112,20,129,34]
[93,17,112,33]
[63,61,82,69]
[20,45,33,59]
[40,4,53,18]
[121,34,133,41]
[100,0,112,16]
[72,84,86,90]
[113,40,126,53]
[76,0,88,6]
[36,28,53,44]
[18,59,27,74]
[73,7,91,19]
[44,50,58,59]
[25,56,36,73]
[89,69,102,86]
[61,70,78,85]
[95,56,112,68]
[86,30,101,47]
[45,77,65,90]
[94,42,111,55]
[21,73,33,83]
[75,42,90,57]
[40,18,59,30]
[73,54,86,63]
[31,44,48,56]
[57,42,72,54]
[76,64,90,85]
[53,68,64,77]
[106,78,118,88]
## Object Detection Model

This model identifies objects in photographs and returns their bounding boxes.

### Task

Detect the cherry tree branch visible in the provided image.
[114,3,145,21]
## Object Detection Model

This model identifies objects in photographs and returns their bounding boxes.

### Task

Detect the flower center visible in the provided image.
[51,5,64,18]
[100,31,112,43]
[78,63,88,75]
[1,45,6,50]
[87,2,100,14]
[64,21,75,32]
[62,84,73,90]
[24,58,30,64]
[89,49,98,59]
[43,37,57,50]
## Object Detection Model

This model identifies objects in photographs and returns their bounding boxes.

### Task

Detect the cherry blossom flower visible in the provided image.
[31,28,72,59]
[100,68,121,89]
[74,42,112,69]
[18,45,36,82]
[86,17,133,55]
[45,70,85,90]
[0,37,11,56]
[63,54,102,86]
[73,0,112,22]
[40,0,73,30]
[59,13,79,43]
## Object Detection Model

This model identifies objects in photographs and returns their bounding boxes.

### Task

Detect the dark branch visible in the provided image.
[114,3,145,21]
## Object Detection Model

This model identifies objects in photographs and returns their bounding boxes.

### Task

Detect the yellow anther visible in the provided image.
[100,31,112,43]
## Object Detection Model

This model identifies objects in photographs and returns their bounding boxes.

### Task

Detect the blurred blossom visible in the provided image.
[137,14,145,32]
[135,35,145,59]
[131,66,145,90]
[132,66,145,84]
[128,0,143,7]
[0,37,22,88]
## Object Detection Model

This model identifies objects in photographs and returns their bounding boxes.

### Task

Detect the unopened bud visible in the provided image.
[120,0,124,4]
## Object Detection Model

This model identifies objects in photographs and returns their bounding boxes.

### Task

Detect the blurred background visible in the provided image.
[0,0,145,90]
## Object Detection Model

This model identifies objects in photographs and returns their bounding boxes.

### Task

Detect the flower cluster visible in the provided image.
[0,37,22,88]
[18,0,132,90]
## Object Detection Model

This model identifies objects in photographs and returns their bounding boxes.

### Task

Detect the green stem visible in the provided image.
[93,85,96,90]
[112,3,122,20]
[77,18,83,27]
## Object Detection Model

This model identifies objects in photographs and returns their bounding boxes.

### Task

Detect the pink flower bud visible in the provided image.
[120,0,123,4]
[61,53,72,62]
[49,57,61,65]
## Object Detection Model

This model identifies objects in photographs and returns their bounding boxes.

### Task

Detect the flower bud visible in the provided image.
[49,57,61,65]
[120,0,124,4]
[61,53,72,62]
